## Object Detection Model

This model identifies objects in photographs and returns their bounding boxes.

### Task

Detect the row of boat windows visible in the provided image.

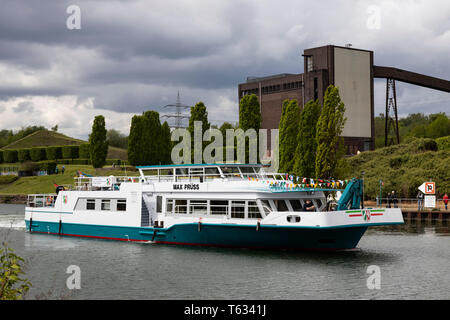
[162,199,262,219]
[161,198,322,218]
[75,198,127,212]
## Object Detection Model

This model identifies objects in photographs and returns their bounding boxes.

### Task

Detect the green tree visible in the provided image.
[279,99,300,173]
[188,102,210,163]
[239,94,261,163]
[143,111,162,165]
[128,115,146,166]
[107,129,128,149]
[1,242,31,300]
[426,114,450,138]
[315,85,347,179]
[160,121,172,164]
[89,115,109,168]
[293,99,321,177]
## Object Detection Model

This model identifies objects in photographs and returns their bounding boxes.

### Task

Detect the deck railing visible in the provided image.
[27,194,57,208]
[373,198,449,212]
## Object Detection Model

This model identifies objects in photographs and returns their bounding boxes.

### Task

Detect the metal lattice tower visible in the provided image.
[384,78,400,146]
[161,92,190,128]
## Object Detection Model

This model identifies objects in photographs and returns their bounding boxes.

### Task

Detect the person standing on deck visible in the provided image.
[444,193,449,211]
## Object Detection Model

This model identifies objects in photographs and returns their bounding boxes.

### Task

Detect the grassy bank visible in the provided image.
[0,164,138,195]
[347,137,449,200]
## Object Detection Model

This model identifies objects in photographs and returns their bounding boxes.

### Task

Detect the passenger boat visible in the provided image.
[24,164,404,250]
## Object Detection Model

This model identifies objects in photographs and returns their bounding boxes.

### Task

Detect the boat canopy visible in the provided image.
[135,163,285,182]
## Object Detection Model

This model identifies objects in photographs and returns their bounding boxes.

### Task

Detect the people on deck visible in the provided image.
[443,193,449,211]
[304,200,316,212]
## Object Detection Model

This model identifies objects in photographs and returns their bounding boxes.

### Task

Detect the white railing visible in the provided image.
[27,194,57,208]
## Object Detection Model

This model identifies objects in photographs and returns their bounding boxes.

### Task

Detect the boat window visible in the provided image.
[156,196,162,213]
[101,199,110,211]
[117,199,126,211]
[273,199,289,211]
[231,201,245,218]
[175,199,187,214]
[86,199,95,210]
[210,200,228,215]
[289,200,303,212]
[166,199,174,214]
[221,166,241,177]
[247,201,262,219]
[239,166,255,178]
[260,200,272,215]
[205,167,220,179]
[189,200,207,215]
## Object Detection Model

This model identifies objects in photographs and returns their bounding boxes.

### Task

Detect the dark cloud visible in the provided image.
[0,0,448,126]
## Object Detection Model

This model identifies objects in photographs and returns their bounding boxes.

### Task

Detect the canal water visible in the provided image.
[1,204,449,300]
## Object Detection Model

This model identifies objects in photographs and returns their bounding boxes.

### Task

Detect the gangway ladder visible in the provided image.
[141,198,150,227]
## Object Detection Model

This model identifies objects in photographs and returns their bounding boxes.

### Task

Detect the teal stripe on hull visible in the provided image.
[25,220,368,250]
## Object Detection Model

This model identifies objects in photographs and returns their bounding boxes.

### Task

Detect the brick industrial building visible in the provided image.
[238,44,450,154]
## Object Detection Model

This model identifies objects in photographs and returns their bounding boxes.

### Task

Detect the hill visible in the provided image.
[346,137,449,200]
[1,129,128,160]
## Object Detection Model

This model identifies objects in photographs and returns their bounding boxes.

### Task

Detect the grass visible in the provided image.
[0,129,128,160]
[1,130,83,149]
[0,165,138,195]
[347,137,450,199]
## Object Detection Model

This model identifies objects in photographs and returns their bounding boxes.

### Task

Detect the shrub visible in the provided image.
[38,161,57,174]
[62,145,79,160]
[0,151,3,164]
[72,159,91,165]
[30,147,47,162]
[20,161,39,172]
[4,150,18,163]
[436,135,450,151]
[46,146,62,160]
[0,175,19,184]
[17,149,31,162]
[417,138,438,152]
[79,143,90,159]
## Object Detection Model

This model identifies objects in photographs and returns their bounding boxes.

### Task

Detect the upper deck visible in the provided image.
[135,163,286,183]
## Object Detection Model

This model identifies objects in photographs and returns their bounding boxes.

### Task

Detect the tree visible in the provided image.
[188,102,210,163]
[1,242,31,300]
[107,129,128,149]
[279,99,300,173]
[89,115,109,168]
[239,94,261,163]
[315,85,347,179]
[143,111,162,165]
[160,121,172,164]
[128,115,146,166]
[293,99,321,177]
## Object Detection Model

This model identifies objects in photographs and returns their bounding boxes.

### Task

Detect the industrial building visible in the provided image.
[238,44,450,154]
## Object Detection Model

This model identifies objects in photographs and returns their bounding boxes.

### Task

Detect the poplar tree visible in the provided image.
[188,102,210,163]
[89,115,109,168]
[279,99,300,173]
[238,94,261,163]
[293,99,321,177]
[160,121,172,164]
[143,111,162,165]
[128,115,146,166]
[315,85,346,179]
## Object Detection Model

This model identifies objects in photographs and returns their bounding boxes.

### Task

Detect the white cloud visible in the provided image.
[0,96,134,139]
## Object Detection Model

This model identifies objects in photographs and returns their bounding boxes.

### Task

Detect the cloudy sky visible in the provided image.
[0,0,449,139]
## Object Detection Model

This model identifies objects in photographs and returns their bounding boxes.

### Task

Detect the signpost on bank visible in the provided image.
[418,181,436,209]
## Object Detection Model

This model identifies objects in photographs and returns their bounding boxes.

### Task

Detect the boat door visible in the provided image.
[142,193,157,227]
